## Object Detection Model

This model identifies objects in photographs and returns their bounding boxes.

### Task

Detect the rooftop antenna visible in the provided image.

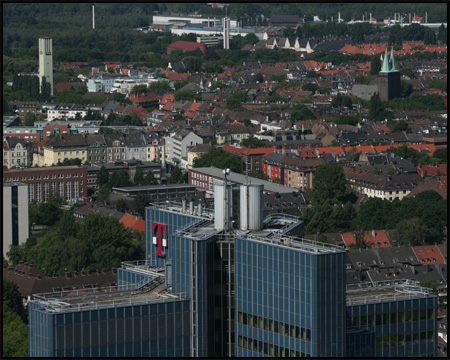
[223,168,231,232]
[245,152,249,185]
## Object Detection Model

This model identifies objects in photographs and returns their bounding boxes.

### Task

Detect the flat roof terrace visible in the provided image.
[32,276,184,314]
[346,281,433,305]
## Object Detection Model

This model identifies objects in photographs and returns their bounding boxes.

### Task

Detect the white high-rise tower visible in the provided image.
[39,38,53,96]
[93,5,95,29]
[223,17,230,49]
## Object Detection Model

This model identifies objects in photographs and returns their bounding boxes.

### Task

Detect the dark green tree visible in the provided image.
[142,171,157,185]
[96,184,111,202]
[240,136,269,148]
[133,167,144,186]
[130,84,148,95]
[432,149,447,163]
[167,166,184,184]
[252,72,264,83]
[3,305,29,357]
[3,280,25,320]
[400,81,414,98]
[331,94,353,108]
[302,82,318,92]
[108,169,130,188]
[370,56,382,75]
[40,76,52,102]
[116,198,128,213]
[193,147,244,173]
[437,24,447,44]
[24,112,37,126]
[311,164,348,206]
[96,165,109,186]
[134,194,153,219]
[393,217,428,246]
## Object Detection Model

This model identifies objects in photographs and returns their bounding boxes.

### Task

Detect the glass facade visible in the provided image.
[28,201,439,358]
[346,296,437,357]
[29,298,190,357]
[235,236,347,357]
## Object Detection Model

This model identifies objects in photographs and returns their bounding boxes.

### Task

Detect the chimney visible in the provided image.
[189,198,194,215]
[198,202,202,216]
[372,230,376,238]
[182,198,187,213]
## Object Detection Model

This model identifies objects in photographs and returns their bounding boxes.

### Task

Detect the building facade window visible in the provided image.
[65,181,71,201]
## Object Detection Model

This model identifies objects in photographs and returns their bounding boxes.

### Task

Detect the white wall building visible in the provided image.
[39,38,53,96]
[164,130,203,167]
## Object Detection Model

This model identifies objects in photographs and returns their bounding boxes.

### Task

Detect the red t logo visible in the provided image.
[153,223,167,258]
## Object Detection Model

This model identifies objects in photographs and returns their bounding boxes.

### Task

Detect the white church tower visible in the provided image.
[39,38,53,96]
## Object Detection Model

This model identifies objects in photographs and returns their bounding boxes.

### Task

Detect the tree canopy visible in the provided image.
[193,147,244,173]
[311,164,348,206]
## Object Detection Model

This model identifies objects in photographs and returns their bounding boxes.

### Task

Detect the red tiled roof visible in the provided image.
[160,94,175,105]
[120,214,145,231]
[222,145,276,157]
[162,101,174,111]
[373,124,391,132]
[343,145,376,154]
[129,92,159,104]
[342,230,391,249]
[126,106,149,121]
[189,103,201,112]
[416,164,447,177]
[163,71,190,81]
[413,245,446,265]
[316,146,345,156]
[167,41,206,54]
[55,83,70,92]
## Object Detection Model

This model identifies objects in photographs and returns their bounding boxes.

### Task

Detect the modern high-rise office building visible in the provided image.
[28,178,438,357]
[3,182,29,259]
[39,37,53,96]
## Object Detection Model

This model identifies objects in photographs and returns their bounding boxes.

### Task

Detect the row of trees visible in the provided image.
[302,164,447,246]
[8,210,145,276]
[8,74,51,102]
[3,281,29,357]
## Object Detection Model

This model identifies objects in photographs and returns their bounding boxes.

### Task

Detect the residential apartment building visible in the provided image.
[46,103,89,121]
[281,156,325,190]
[343,166,424,200]
[222,145,275,174]
[42,133,88,166]
[124,132,147,162]
[104,133,127,162]
[85,134,107,164]
[164,129,203,166]
[3,182,29,259]
[86,75,119,93]
[3,137,31,169]
[187,143,211,168]
[144,131,165,163]
[3,166,88,203]
[263,152,285,183]
[216,124,252,145]
[85,161,162,189]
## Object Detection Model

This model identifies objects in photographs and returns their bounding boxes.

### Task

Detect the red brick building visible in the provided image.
[3,166,88,203]
[2,133,41,143]
[167,41,207,55]
[128,92,159,108]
